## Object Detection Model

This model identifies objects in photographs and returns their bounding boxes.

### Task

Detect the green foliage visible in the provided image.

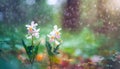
[45,40,60,56]
[62,27,107,57]
[22,40,39,63]
[45,40,54,56]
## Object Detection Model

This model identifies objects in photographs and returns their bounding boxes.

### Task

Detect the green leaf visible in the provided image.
[27,46,34,55]
[53,45,60,55]
[22,40,27,50]
[22,40,35,63]
[33,45,39,60]
[35,44,39,55]
[45,41,54,56]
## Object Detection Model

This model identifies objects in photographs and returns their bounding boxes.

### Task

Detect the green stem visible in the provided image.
[49,56,52,69]
[32,36,33,46]
[31,36,34,64]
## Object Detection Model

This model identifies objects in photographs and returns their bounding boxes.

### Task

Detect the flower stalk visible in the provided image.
[46,25,62,69]
[22,21,40,68]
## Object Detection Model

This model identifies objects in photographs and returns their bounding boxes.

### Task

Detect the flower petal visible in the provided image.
[25,25,30,27]
[54,25,58,30]
[55,40,60,46]
[58,28,61,31]
[31,21,35,25]
[26,35,32,39]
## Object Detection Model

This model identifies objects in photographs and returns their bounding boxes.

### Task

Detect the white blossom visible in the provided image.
[53,25,61,39]
[47,25,61,45]
[55,40,60,46]
[47,31,56,42]
[25,21,40,39]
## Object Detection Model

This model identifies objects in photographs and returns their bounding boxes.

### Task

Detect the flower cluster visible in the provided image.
[47,25,61,45]
[26,21,40,39]
[24,21,62,65]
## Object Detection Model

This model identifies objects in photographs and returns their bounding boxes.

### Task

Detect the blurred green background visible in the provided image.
[0,0,120,69]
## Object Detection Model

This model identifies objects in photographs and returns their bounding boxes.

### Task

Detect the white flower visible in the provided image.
[47,31,56,42]
[26,21,38,31]
[55,40,60,46]
[32,28,40,38]
[47,25,61,45]
[53,25,61,39]
[25,21,40,39]
[53,25,61,31]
